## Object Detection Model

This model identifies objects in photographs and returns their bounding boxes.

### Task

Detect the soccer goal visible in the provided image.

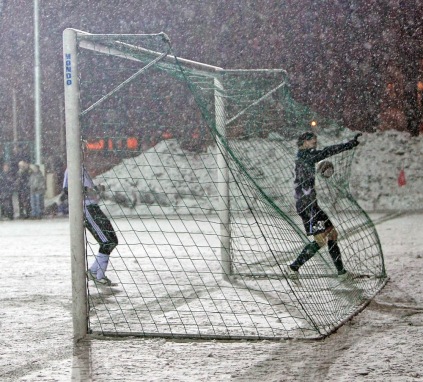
[63,29,387,341]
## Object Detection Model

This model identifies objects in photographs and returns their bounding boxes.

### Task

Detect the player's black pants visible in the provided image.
[84,204,118,255]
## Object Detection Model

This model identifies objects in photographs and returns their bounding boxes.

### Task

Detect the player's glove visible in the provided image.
[350,133,362,147]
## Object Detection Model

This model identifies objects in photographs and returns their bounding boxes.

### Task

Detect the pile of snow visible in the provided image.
[350,130,423,211]
[98,140,220,217]
[96,130,422,214]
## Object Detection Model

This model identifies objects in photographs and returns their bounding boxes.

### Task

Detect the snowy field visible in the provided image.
[1,211,423,381]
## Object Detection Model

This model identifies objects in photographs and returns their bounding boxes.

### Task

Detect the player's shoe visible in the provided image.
[286,264,301,286]
[337,270,350,280]
[86,270,96,281]
[86,271,116,287]
[93,276,113,286]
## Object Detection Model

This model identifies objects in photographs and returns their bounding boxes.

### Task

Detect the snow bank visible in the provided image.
[96,130,422,214]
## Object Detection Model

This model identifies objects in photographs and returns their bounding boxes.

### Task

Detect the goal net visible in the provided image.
[63,29,387,340]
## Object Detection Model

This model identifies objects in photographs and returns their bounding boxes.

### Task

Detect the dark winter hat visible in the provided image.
[297,131,316,147]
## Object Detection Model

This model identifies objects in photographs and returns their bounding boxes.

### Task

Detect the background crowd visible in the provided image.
[0,159,46,220]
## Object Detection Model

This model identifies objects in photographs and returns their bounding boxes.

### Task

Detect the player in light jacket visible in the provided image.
[63,167,118,286]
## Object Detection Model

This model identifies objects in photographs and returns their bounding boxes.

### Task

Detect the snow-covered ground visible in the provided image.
[1,130,422,381]
[1,211,423,381]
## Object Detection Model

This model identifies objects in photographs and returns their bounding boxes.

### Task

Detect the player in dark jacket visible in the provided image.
[288,131,361,281]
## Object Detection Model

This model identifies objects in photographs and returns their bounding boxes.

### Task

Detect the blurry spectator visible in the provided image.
[44,155,65,193]
[11,145,31,173]
[16,160,31,219]
[57,191,69,216]
[0,163,15,220]
[29,164,46,219]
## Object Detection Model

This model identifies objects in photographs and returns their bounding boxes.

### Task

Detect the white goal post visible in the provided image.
[63,29,86,341]
[62,28,236,340]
